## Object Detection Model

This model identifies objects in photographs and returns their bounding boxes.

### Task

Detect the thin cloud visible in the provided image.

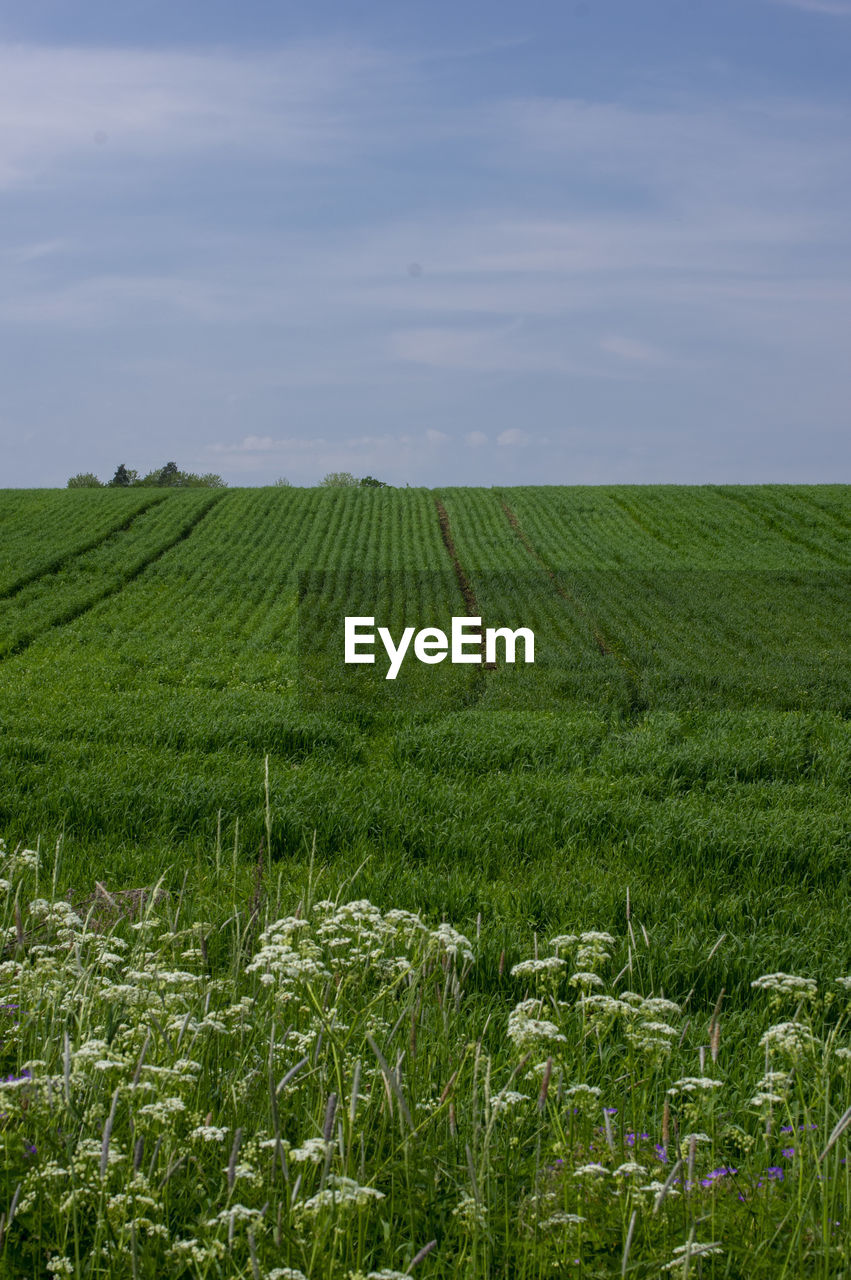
[0,41,386,190]
[497,429,530,447]
[766,0,851,13]
[600,335,670,365]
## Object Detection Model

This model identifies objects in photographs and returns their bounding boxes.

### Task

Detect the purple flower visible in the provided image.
[604,1107,618,1115]
[655,1144,668,1164]
[767,1167,784,1181]
[782,1148,795,1159]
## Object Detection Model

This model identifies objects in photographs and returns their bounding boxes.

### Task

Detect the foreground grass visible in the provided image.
[0,839,849,1278]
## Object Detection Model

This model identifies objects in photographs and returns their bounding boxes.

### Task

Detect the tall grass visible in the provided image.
[0,836,848,1278]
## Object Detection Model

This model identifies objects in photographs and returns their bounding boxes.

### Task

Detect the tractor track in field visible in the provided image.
[0,493,169,602]
[497,496,645,706]
[714,488,849,567]
[0,492,226,665]
[433,496,495,670]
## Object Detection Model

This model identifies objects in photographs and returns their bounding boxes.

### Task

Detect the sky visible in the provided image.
[2,0,851,487]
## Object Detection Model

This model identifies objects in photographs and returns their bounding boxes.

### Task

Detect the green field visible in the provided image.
[0,485,849,1278]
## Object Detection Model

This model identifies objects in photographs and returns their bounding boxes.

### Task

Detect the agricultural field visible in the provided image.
[0,484,849,1278]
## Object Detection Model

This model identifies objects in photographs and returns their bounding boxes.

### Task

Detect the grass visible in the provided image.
[0,484,849,1275]
[0,835,849,1278]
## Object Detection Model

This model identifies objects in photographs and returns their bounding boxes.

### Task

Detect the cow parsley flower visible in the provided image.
[666,1077,723,1097]
[506,1007,566,1050]
[752,973,817,1001]
[510,957,566,978]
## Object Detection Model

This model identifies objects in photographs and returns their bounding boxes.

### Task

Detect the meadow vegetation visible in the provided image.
[0,484,848,1276]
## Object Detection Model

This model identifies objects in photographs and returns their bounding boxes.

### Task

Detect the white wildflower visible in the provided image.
[506,1007,566,1050]
[663,1242,723,1271]
[539,1212,586,1229]
[46,1259,74,1277]
[573,1163,609,1178]
[666,1077,723,1097]
[430,923,473,964]
[191,1125,229,1142]
[564,1083,602,1098]
[760,1021,818,1057]
[490,1090,529,1115]
[138,1097,186,1121]
[510,956,566,978]
[296,1176,384,1215]
[287,1137,331,1164]
[639,997,681,1017]
[569,972,605,990]
[752,973,818,1000]
[452,1193,486,1229]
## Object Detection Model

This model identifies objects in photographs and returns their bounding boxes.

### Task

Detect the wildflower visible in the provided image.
[613,1162,645,1177]
[573,1163,609,1178]
[752,973,817,1000]
[539,1212,586,1229]
[759,1021,818,1057]
[579,995,630,1017]
[749,1092,786,1108]
[46,1259,74,1277]
[452,1194,486,1229]
[569,972,605,990]
[431,923,474,964]
[510,957,566,978]
[662,1242,723,1270]
[666,1077,723,1097]
[286,1137,331,1164]
[490,1090,529,1115]
[639,996,681,1017]
[268,1271,309,1280]
[206,1204,265,1228]
[563,1084,602,1101]
[700,1166,737,1187]
[550,935,579,951]
[170,1239,227,1264]
[781,1147,795,1159]
[138,1097,186,1121]
[506,1006,566,1050]
[296,1177,385,1215]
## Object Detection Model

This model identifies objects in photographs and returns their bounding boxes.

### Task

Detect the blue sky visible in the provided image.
[2,0,850,486]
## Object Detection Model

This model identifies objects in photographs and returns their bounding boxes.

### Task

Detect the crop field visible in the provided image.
[0,484,849,1278]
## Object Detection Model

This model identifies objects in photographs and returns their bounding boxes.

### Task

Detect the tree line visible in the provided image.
[67,466,391,489]
[67,463,226,488]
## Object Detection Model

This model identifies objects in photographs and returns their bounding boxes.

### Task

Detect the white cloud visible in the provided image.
[466,431,487,446]
[425,429,449,444]
[496,429,530,447]
[766,0,851,13]
[0,41,386,190]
